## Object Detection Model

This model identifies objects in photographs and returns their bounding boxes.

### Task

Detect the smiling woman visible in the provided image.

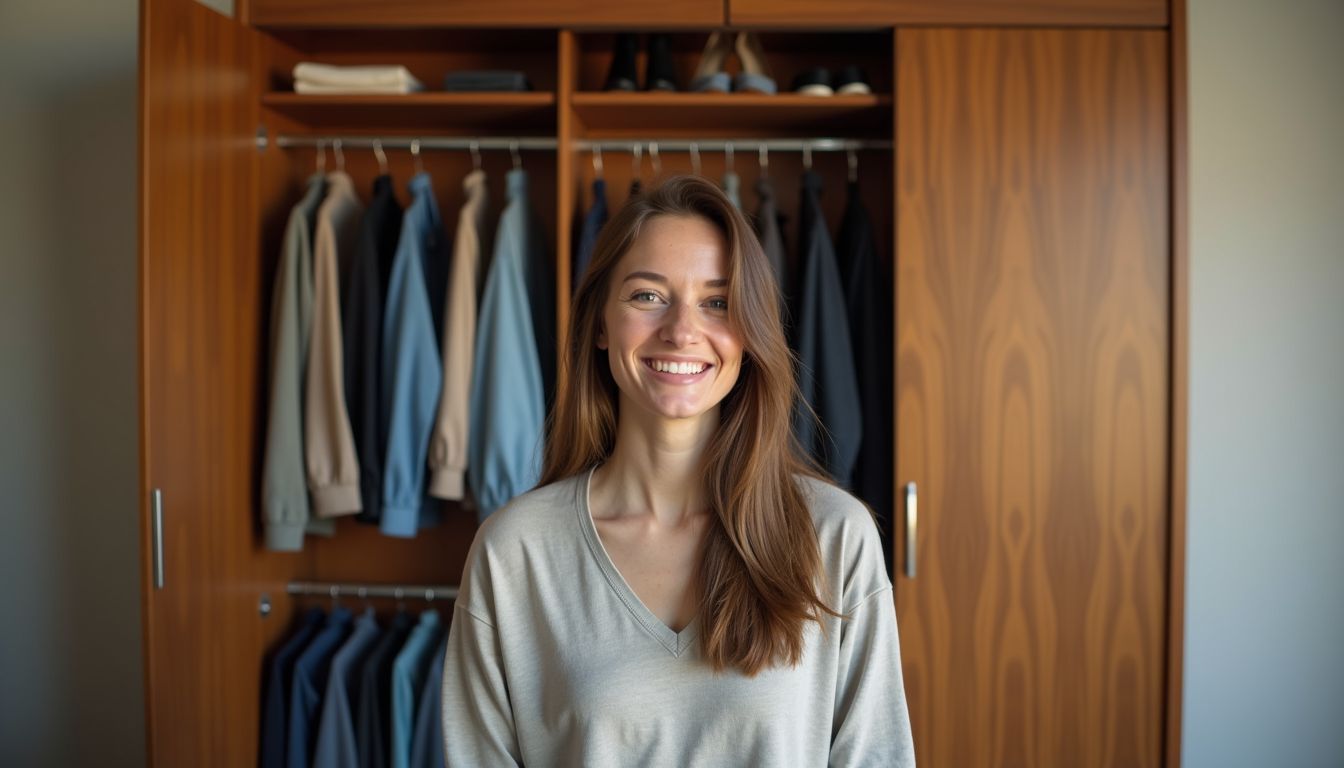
[440,175,915,767]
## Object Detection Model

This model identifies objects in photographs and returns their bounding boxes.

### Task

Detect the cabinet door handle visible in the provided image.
[904,482,917,579]
[152,488,165,590]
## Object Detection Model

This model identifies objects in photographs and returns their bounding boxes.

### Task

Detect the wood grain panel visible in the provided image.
[895,28,1169,767]
[140,0,262,763]
[730,0,1167,28]
[249,0,725,28]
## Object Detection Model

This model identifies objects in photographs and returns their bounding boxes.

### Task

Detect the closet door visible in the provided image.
[895,28,1170,766]
[140,0,262,764]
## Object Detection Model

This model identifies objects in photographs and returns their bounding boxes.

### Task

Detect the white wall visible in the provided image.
[1184,1,1344,766]
[0,1,144,765]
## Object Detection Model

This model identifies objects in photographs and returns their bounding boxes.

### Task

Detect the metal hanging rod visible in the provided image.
[287,581,459,601]
[273,135,557,151]
[573,138,891,152]
[265,135,889,153]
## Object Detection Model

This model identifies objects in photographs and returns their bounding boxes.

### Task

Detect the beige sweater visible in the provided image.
[428,170,488,500]
[305,171,364,515]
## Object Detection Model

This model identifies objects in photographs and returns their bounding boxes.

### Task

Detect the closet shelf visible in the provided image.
[261,91,557,131]
[570,92,891,135]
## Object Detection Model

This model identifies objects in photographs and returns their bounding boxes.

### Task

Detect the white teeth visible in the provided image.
[649,359,706,375]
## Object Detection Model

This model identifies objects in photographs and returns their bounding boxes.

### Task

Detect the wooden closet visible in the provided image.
[138,0,1187,765]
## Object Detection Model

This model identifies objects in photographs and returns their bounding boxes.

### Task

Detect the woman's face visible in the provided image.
[598,214,744,426]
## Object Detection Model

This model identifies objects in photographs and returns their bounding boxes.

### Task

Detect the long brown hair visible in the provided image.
[540,174,845,676]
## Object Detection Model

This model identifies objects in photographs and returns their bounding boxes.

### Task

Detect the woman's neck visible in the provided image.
[594,403,718,526]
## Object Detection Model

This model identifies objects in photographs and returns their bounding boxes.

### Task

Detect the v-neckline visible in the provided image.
[577,466,700,658]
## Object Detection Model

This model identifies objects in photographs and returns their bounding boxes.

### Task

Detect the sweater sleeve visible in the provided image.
[306,188,365,516]
[381,206,444,537]
[441,604,522,767]
[428,196,482,501]
[261,204,313,550]
[829,587,916,767]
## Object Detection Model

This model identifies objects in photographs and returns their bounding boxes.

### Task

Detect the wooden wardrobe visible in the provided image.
[138,0,1188,765]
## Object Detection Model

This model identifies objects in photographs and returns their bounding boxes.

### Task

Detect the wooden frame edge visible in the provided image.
[1165,0,1189,764]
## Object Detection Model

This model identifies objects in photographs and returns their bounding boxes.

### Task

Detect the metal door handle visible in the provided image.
[152,488,165,590]
[904,482,917,579]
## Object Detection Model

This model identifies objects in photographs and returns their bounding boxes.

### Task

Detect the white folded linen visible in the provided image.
[292,62,424,91]
[294,80,422,95]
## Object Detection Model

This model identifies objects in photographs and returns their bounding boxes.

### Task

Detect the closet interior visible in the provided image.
[139,0,1184,765]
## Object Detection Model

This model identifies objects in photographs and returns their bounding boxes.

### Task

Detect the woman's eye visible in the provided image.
[706,298,729,311]
[631,290,662,303]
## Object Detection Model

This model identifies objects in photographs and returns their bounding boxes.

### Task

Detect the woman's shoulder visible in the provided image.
[472,472,587,548]
[792,473,892,610]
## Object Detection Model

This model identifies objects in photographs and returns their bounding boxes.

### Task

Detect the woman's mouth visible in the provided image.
[642,358,712,383]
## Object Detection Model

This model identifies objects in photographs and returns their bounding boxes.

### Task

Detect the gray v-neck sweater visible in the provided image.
[440,468,916,767]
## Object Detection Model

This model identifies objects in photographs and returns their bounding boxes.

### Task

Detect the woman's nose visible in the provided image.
[660,301,701,347]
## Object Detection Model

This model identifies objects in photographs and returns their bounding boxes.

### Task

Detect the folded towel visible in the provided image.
[294,80,423,95]
[292,62,424,91]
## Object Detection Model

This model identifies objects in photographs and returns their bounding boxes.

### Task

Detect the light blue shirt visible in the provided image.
[391,610,443,768]
[313,609,381,768]
[381,172,444,537]
[468,169,545,520]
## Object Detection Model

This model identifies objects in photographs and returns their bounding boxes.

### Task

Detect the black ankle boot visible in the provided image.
[645,33,678,91]
[604,33,639,91]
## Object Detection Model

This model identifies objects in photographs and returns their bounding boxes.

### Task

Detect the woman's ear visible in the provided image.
[596,323,607,350]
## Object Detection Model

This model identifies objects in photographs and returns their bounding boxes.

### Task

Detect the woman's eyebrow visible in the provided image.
[621,271,728,288]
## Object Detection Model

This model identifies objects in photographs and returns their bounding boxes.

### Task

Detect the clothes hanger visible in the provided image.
[802,143,812,172]
[592,145,604,180]
[690,142,701,176]
[510,140,522,171]
[758,143,769,178]
[725,142,735,174]
[649,141,662,177]
[373,139,389,176]
[847,146,858,184]
[333,138,345,173]
[315,139,327,175]
[629,144,643,194]
[470,139,482,172]
[411,138,424,176]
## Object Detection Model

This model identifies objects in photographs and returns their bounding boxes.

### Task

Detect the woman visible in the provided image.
[442,175,915,766]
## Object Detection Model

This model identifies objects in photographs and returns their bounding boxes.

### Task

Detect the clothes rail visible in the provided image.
[287,581,459,601]
[573,138,891,152]
[272,135,557,151]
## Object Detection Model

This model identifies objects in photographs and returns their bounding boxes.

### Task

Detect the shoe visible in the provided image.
[645,33,678,91]
[690,31,733,93]
[833,65,872,95]
[604,33,639,91]
[791,67,833,96]
[732,32,777,94]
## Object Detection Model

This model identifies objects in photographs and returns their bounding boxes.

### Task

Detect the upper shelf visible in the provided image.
[261,92,557,132]
[250,0,724,28]
[570,92,892,137]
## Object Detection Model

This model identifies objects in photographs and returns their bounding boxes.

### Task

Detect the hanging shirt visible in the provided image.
[573,177,608,294]
[468,169,546,521]
[392,610,445,768]
[261,174,327,551]
[307,171,365,516]
[428,169,488,501]
[260,608,324,768]
[346,174,404,524]
[793,171,863,486]
[754,175,790,320]
[722,170,742,210]
[381,172,445,537]
[409,637,447,768]
[314,609,382,768]
[440,469,916,767]
[356,611,415,768]
[288,606,353,768]
[835,179,894,576]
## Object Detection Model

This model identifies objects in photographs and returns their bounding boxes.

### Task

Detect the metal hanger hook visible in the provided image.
[593,146,604,178]
[631,143,643,179]
[470,139,482,171]
[847,146,858,183]
[802,143,812,171]
[410,138,423,175]
[649,141,661,177]
[510,140,521,170]
[725,142,734,172]
[690,143,702,176]
[758,143,769,175]
[373,139,388,175]
[315,139,327,173]
[332,138,345,172]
